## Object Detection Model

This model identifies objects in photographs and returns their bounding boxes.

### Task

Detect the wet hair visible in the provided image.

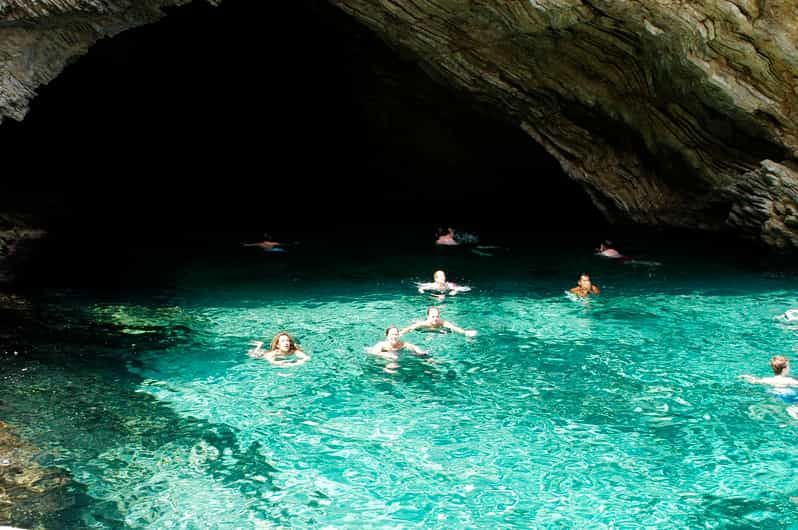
[270,332,298,353]
[579,273,591,281]
[771,355,789,375]
[385,326,399,336]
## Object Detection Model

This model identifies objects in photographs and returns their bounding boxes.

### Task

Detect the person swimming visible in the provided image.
[367,326,427,374]
[435,226,481,246]
[741,356,798,388]
[569,273,601,297]
[417,270,471,296]
[400,306,477,337]
[741,355,798,418]
[242,233,287,252]
[249,332,309,367]
[783,309,798,322]
[368,326,427,358]
[596,241,624,259]
[435,227,459,246]
[594,241,663,267]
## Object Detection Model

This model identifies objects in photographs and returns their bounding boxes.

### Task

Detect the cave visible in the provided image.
[0,0,605,236]
[3,4,798,527]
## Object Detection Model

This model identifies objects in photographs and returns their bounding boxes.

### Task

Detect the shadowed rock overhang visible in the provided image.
[1,0,797,248]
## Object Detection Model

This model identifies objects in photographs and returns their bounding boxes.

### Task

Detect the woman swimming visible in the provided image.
[249,332,309,367]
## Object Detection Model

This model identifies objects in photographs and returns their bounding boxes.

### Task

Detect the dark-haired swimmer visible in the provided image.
[369,326,427,357]
[569,273,601,297]
[400,307,477,337]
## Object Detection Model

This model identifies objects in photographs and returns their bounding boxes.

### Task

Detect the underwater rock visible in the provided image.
[0,421,72,528]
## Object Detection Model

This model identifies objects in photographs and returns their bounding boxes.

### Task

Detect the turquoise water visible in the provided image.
[4,243,798,528]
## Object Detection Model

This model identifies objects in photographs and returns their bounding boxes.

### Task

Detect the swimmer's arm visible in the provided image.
[443,321,477,337]
[367,342,386,355]
[243,241,270,247]
[592,285,601,294]
[289,351,309,366]
[739,374,764,384]
[399,322,422,335]
[404,342,427,356]
[448,283,471,295]
[248,340,266,358]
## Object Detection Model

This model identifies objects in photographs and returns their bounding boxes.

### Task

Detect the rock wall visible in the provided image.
[2,0,797,247]
[330,0,798,247]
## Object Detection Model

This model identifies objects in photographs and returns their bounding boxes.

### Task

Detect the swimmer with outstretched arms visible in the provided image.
[368,326,428,374]
[740,356,798,387]
[741,356,798,418]
[242,233,287,252]
[249,332,309,367]
[417,270,471,296]
[368,326,427,358]
[400,306,477,337]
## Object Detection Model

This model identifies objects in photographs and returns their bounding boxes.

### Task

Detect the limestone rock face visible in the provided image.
[0,0,213,121]
[2,0,798,247]
[330,0,798,247]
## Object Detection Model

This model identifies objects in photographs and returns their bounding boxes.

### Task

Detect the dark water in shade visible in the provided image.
[3,233,798,528]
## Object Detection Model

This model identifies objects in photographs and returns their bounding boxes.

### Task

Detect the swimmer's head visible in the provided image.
[271,332,298,354]
[578,273,593,290]
[385,326,400,345]
[434,270,446,283]
[771,355,790,375]
[426,306,442,324]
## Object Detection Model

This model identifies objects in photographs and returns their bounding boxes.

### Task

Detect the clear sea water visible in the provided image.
[3,236,798,528]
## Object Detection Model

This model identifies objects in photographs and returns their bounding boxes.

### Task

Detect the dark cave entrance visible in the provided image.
[0,0,634,288]
[0,0,605,236]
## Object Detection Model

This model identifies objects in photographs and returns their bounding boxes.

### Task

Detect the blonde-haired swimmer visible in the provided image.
[417,270,471,296]
[740,356,798,419]
[249,332,309,367]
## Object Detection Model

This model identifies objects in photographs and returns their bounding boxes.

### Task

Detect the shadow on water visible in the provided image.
[0,301,294,528]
